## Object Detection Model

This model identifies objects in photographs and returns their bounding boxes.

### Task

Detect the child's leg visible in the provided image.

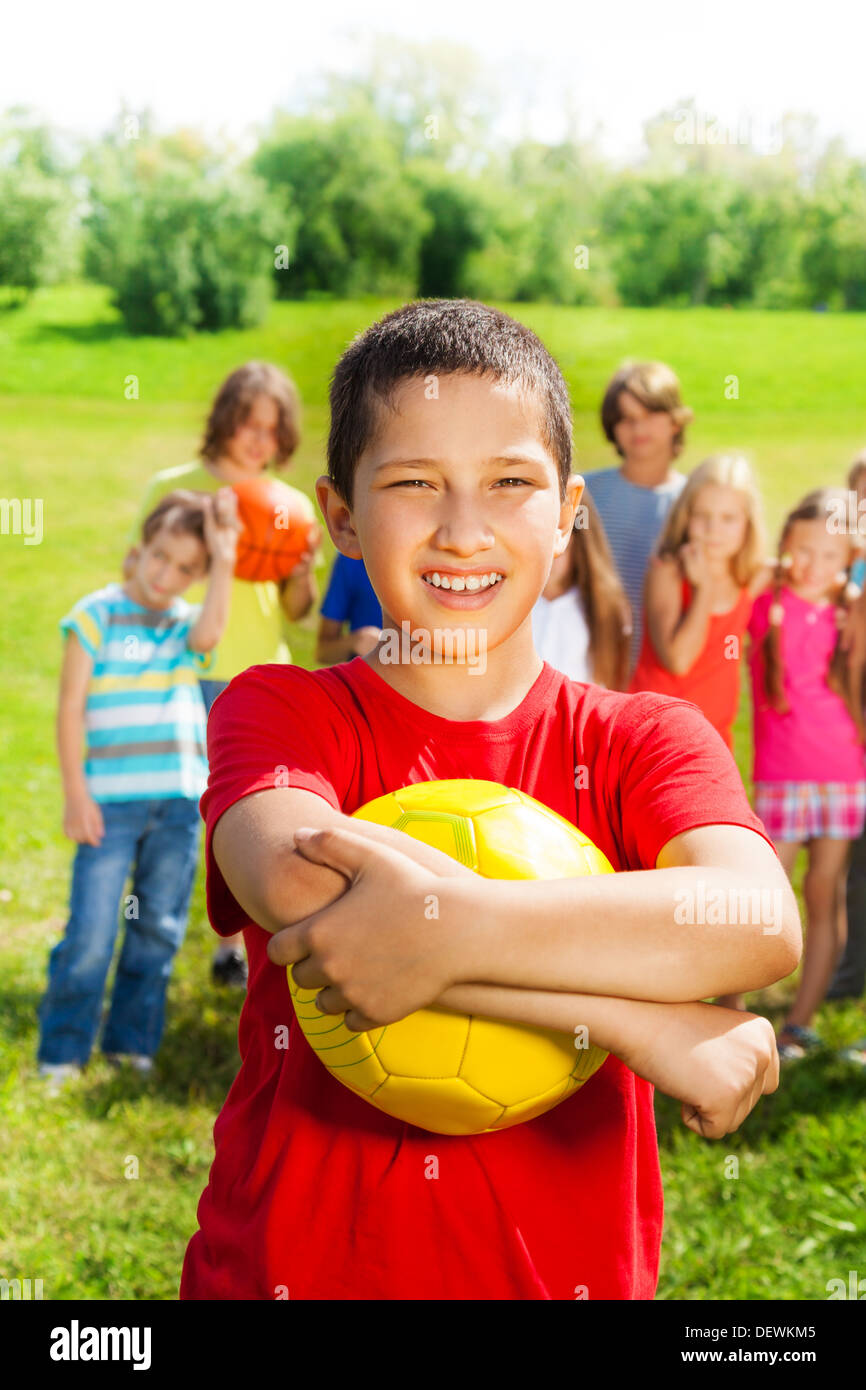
[782,837,852,1032]
[827,821,866,999]
[37,804,142,1066]
[101,797,201,1059]
[716,839,802,1011]
[200,676,246,978]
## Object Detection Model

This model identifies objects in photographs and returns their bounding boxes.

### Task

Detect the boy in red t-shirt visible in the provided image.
[181,301,799,1302]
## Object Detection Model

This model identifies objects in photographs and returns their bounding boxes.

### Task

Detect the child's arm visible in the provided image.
[212,790,778,1137]
[435,983,778,1140]
[214,784,799,1012]
[57,633,104,846]
[643,552,712,675]
[276,819,800,1019]
[212,787,478,938]
[187,490,239,653]
[316,617,382,665]
[278,526,322,623]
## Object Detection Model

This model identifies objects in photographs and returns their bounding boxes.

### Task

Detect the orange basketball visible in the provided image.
[232,476,318,583]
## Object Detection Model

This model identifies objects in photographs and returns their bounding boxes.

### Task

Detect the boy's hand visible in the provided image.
[279,525,322,588]
[203,488,241,568]
[621,1000,779,1139]
[267,825,476,1031]
[350,625,383,655]
[63,791,105,846]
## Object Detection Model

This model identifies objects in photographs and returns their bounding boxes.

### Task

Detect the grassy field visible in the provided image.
[1,283,864,1300]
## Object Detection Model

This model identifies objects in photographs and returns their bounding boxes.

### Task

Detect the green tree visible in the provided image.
[0,165,71,296]
[254,105,430,298]
[406,161,489,296]
[83,130,283,334]
[0,107,79,296]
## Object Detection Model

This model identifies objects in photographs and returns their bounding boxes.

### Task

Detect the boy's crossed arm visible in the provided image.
[213,787,795,1137]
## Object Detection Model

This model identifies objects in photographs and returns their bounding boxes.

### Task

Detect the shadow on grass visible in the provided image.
[28,321,129,345]
[0,294,28,315]
[3,974,243,1112]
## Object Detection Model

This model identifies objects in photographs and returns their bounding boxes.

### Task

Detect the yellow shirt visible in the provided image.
[127,461,294,681]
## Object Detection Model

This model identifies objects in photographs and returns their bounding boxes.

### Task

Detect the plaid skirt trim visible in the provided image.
[753,782,866,841]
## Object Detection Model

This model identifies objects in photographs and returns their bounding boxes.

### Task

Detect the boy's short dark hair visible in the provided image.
[327,300,573,508]
[140,490,210,567]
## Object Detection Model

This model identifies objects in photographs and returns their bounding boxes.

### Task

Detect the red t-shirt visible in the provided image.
[180,657,771,1302]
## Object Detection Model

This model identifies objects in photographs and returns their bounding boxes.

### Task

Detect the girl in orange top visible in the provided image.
[630,454,769,751]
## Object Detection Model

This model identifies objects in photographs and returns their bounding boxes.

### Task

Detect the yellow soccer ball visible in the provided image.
[288,779,612,1136]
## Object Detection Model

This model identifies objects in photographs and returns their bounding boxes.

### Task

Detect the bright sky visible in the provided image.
[4,0,865,161]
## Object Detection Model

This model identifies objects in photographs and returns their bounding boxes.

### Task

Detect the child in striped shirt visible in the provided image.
[584,361,693,673]
[37,488,238,1086]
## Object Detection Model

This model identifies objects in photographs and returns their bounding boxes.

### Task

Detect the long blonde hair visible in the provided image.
[656,453,766,587]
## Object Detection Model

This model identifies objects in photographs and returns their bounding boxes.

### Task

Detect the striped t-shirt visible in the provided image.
[60,582,216,803]
[583,467,687,670]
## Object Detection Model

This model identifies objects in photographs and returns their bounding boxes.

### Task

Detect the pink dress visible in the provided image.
[748,587,866,840]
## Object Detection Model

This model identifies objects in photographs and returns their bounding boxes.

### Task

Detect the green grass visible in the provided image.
[1,283,865,1300]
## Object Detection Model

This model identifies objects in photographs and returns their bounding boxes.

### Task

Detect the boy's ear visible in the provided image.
[314,476,363,560]
[553,475,584,557]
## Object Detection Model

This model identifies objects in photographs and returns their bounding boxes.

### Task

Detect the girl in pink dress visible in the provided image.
[748,489,865,1061]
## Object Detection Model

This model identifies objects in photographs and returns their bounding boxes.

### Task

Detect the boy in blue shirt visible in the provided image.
[584,361,693,672]
[38,488,238,1086]
[315,551,382,665]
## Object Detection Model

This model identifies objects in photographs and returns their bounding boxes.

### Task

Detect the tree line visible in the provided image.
[2,44,864,335]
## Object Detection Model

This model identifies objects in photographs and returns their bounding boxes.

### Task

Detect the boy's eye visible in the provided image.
[495,478,530,488]
[389,479,433,488]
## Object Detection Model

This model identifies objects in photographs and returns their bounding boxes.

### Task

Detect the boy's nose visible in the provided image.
[433,507,495,555]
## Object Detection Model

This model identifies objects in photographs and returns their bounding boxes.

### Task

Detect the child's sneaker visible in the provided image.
[776,1024,823,1064]
[211,946,248,990]
[105,1052,154,1075]
[837,1037,866,1067]
[38,1062,82,1091]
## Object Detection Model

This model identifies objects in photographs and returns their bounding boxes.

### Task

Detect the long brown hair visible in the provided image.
[200,361,302,467]
[564,491,631,690]
[761,488,859,721]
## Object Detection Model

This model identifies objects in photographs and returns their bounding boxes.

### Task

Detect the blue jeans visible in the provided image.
[199,679,229,718]
[37,797,202,1066]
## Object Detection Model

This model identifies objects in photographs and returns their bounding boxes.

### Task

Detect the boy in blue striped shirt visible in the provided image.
[583,362,693,673]
[38,488,239,1086]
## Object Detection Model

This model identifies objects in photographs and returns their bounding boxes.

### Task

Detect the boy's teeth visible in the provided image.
[423,571,504,589]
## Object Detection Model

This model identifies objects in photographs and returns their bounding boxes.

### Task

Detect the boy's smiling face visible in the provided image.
[126,526,208,610]
[318,372,582,673]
